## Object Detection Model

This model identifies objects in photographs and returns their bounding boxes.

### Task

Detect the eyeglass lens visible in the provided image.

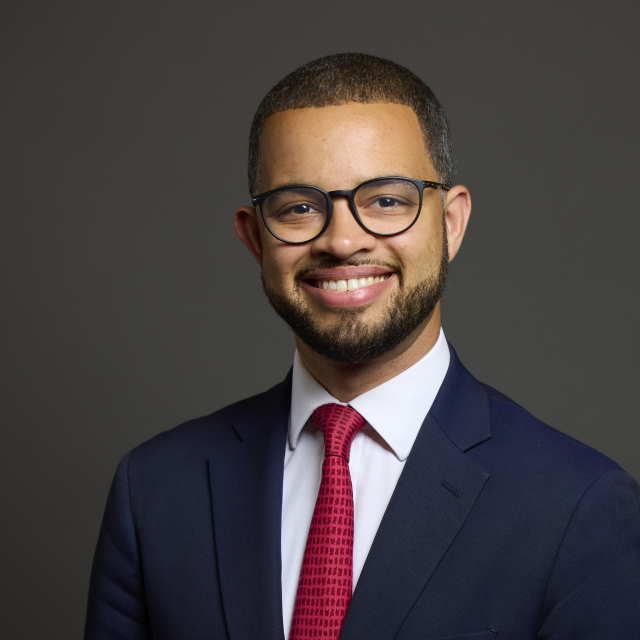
[260,179,422,243]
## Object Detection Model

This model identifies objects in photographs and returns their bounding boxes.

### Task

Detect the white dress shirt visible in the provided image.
[281,328,450,637]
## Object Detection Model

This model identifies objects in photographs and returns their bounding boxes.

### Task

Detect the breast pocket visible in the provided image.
[429,631,497,640]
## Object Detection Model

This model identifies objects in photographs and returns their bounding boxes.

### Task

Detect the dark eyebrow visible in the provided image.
[265,174,413,192]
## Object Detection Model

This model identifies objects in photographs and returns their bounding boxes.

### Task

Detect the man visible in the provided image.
[85,53,640,639]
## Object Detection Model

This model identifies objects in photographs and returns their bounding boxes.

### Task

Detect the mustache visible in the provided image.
[296,259,399,280]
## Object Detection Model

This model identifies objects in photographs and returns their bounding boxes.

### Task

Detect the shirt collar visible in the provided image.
[288,328,450,461]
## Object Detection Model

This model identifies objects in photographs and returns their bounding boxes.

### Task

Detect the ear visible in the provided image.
[234,206,263,264]
[443,185,472,262]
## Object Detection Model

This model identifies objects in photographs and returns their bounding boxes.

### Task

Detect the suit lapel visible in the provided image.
[341,347,492,639]
[207,372,291,640]
[206,347,491,640]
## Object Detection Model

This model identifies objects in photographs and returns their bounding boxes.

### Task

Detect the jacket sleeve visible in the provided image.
[540,468,640,638]
[84,452,149,640]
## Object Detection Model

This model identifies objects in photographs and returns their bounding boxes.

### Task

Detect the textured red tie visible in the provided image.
[289,403,366,640]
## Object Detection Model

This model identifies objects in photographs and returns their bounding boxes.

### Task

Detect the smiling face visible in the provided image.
[235,102,470,365]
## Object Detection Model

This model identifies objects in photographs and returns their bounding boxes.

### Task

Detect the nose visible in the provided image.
[310,196,376,259]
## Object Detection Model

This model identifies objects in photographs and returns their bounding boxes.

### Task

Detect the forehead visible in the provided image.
[257,102,434,192]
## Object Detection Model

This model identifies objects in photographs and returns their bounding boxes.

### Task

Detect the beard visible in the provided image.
[261,228,449,366]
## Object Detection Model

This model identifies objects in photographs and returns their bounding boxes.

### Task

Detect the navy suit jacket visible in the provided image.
[85,346,640,639]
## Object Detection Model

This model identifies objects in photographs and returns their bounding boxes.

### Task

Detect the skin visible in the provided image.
[235,102,471,402]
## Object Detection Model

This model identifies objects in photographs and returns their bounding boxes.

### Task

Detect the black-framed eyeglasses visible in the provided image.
[251,176,451,245]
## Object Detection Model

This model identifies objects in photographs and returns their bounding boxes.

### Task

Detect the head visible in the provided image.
[248,53,456,195]
[235,53,471,366]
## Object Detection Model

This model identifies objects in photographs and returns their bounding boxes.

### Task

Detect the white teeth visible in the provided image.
[317,274,390,291]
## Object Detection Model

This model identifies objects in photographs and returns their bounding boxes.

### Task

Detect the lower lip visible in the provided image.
[300,274,396,308]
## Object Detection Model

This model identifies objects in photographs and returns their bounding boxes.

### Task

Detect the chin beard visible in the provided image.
[261,241,449,366]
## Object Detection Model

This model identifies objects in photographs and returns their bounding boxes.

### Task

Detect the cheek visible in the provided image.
[261,244,307,284]
[391,230,441,262]
[388,226,444,277]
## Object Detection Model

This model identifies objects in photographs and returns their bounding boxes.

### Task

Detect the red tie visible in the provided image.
[289,403,366,640]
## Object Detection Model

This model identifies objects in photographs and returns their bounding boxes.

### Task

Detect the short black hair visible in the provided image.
[248,52,455,194]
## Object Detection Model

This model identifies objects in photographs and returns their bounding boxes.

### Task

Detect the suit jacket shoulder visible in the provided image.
[125,372,292,473]
[482,381,621,478]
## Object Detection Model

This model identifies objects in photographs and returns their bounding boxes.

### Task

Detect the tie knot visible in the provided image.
[311,403,366,460]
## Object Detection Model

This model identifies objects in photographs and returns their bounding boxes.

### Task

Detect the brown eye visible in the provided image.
[288,204,313,215]
[375,197,403,208]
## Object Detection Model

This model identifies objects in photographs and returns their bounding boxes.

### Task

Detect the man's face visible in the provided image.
[242,103,451,365]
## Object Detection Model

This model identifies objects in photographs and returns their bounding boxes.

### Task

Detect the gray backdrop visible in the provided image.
[3,0,639,637]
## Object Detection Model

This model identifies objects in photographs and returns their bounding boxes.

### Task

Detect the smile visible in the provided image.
[300,271,396,308]
[309,275,392,292]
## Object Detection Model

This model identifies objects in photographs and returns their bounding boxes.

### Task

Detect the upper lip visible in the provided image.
[302,266,394,281]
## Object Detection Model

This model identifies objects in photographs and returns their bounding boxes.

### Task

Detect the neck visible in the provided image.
[295,304,442,402]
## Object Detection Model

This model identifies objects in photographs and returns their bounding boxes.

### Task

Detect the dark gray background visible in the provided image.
[3,0,639,636]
